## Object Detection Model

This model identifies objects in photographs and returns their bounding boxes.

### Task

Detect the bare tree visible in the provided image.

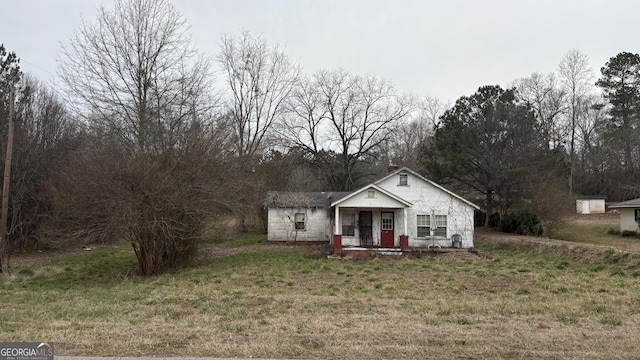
[573,95,609,194]
[53,0,223,275]
[558,49,595,194]
[46,117,241,275]
[284,69,415,190]
[217,31,300,158]
[383,118,432,169]
[58,0,212,154]
[514,72,566,150]
[383,96,447,169]
[422,95,448,130]
[7,75,76,256]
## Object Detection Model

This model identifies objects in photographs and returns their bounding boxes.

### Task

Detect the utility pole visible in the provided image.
[0,88,15,273]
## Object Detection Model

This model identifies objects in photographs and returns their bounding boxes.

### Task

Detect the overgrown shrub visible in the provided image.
[474,211,504,228]
[621,230,638,237]
[499,211,542,236]
[46,136,241,275]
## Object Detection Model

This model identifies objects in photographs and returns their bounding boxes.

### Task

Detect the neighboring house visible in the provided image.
[265,167,479,249]
[608,198,640,232]
[576,195,607,214]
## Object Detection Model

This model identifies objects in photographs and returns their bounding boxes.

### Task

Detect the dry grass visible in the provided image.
[552,212,640,252]
[3,229,640,359]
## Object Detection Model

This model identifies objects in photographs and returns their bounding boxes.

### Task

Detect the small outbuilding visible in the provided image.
[608,198,640,233]
[576,195,607,214]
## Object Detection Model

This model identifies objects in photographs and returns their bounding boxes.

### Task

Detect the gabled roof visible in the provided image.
[375,167,480,210]
[609,198,640,209]
[265,191,352,208]
[330,184,412,207]
[265,167,479,210]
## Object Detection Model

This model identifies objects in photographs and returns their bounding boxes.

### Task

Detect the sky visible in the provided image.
[4,0,640,103]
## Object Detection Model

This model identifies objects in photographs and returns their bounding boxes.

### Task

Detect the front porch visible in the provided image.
[332,232,463,257]
[331,184,413,248]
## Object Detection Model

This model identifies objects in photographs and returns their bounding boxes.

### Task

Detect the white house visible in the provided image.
[608,198,640,233]
[265,167,479,249]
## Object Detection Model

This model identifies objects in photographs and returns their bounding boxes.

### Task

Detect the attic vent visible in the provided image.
[399,174,408,186]
[367,190,375,198]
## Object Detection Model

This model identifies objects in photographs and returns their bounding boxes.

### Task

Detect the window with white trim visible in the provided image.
[294,213,305,230]
[417,215,429,237]
[417,214,447,237]
[342,214,355,236]
[434,215,447,237]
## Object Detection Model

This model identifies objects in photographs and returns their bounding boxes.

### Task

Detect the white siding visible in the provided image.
[267,207,331,242]
[576,200,587,214]
[336,188,407,208]
[589,199,606,214]
[619,208,640,232]
[376,172,476,248]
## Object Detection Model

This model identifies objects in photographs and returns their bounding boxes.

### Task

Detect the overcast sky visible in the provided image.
[4,0,640,102]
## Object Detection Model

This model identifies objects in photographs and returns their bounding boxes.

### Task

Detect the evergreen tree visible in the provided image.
[421,85,543,226]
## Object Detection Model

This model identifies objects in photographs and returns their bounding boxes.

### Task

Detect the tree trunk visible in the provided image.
[484,190,493,228]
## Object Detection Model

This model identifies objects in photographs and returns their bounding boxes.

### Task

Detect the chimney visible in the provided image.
[387,163,399,173]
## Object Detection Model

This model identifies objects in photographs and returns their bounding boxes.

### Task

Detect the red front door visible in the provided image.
[380,212,395,247]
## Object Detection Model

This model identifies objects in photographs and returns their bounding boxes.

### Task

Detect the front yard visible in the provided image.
[2,217,640,359]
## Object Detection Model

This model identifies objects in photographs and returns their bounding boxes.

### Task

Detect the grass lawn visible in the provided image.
[2,233,640,359]
[551,213,640,252]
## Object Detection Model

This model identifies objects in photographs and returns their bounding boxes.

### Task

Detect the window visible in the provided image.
[342,214,355,236]
[399,174,408,186]
[434,215,447,237]
[367,190,376,198]
[417,214,447,237]
[417,215,429,237]
[636,209,640,223]
[294,213,305,230]
[382,212,394,230]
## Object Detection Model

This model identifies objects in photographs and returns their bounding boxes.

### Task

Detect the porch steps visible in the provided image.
[340,247,404,259]
[332,246,472,260]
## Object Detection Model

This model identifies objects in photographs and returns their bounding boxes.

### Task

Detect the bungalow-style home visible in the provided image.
[608,198,640,233]
[265,167,479,250]
[576,195,607,214]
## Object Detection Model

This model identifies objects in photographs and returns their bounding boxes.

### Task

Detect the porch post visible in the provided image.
[401,207,409,252]
[333,206,342,254]
[403,207,408,236]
